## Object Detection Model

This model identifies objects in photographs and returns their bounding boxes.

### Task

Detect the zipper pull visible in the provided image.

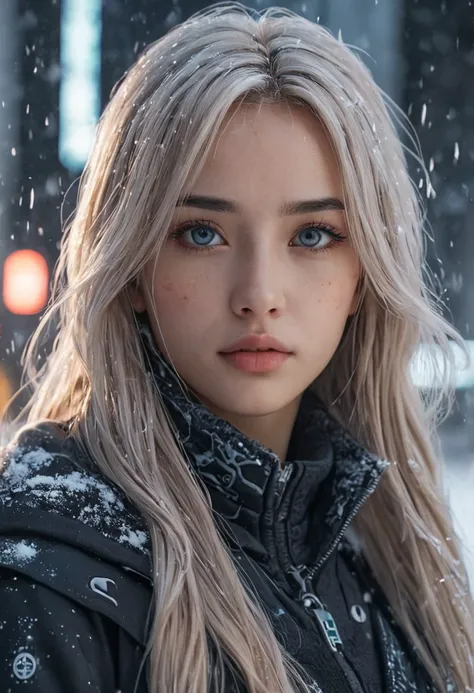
[288,565,343,653]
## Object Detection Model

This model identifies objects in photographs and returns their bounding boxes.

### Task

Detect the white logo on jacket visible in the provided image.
[89,576,119,606]
[12,651,37,680]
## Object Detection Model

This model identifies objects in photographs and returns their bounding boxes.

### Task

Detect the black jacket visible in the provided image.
[0,327,438,693]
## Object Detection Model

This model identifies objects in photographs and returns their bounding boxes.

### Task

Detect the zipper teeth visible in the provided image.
[275,463,293,506]
[305,476,380,579]
[271,463,294,580]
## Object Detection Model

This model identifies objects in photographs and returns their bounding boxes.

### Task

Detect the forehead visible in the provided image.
[187,102,342,208]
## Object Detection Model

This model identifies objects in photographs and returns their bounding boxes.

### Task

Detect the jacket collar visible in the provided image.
[138,316,389,573]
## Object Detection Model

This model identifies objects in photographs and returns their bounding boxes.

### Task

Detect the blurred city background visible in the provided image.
[0,0,473,578]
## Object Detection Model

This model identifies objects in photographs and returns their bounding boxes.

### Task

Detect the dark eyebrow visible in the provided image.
[175,194,345,215]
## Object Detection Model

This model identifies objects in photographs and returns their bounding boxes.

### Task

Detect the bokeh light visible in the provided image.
[3,249,49,315]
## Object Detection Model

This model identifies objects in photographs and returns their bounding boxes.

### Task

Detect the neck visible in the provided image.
[198,394,303,467]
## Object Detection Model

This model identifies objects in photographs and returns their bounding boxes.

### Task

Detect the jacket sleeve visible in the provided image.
[0,568,117,692]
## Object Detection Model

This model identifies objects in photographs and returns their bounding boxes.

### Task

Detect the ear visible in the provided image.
[128,280,147,313]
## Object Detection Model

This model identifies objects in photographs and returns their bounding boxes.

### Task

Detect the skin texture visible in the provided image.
[133,103,360,463]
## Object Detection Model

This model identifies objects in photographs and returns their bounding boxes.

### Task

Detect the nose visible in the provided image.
[229,247,286,320]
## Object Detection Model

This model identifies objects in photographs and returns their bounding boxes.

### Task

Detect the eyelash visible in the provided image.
[169,218,346,255]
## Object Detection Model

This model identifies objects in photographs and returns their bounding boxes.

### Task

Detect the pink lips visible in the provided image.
[219,350,290,373]
[219,334,292,373]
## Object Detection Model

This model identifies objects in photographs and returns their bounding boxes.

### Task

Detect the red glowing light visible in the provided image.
[3,249,49,315]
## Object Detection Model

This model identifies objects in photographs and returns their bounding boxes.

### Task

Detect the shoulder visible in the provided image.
[0,424,153,653]
[0,422,151,556]
[0,421,85,505]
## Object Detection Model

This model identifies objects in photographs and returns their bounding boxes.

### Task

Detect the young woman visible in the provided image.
[0,2,472,692]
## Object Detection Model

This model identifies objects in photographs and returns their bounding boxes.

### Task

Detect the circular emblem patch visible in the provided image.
[12,652,37,680]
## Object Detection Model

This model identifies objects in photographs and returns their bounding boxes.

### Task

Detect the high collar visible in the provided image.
[138,316,389,578]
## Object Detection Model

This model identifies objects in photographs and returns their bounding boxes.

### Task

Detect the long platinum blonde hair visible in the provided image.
[16,2,474,691]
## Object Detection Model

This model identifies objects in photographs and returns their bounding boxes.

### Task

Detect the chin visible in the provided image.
[225,401,283,418]
[203,383,299,419]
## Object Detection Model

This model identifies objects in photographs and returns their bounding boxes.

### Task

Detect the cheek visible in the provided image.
[161,278,190,302]
[151,264,213,326]
[322,257,360,312]
[148,275,200,349]
[156,277,195,312]
[307,277,357,313]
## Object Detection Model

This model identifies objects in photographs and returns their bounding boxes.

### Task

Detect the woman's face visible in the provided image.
[137,103,360,424]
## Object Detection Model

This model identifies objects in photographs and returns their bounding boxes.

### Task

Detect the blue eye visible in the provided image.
[291,224,343,250]
[294,227,326,248]
[170,221,224,251]
[189,226,221,246]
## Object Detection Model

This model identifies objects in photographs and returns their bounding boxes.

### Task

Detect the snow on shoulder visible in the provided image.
[0,425,150,554]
